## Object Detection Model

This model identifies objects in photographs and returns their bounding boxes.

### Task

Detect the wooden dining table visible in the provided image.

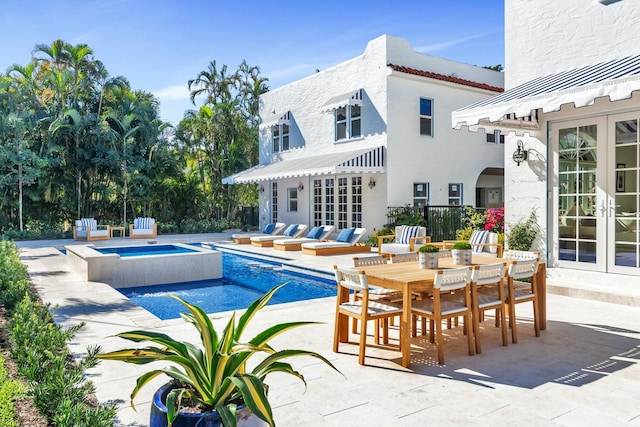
[336,255,547,368]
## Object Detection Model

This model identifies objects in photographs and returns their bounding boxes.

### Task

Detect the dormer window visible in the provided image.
[322,89,364,142]
[269,111,291,153]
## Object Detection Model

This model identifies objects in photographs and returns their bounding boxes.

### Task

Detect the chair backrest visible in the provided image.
[334,266,368,292]
[389,252,418,263]
[134,217,155,230]
[319,225,336,240]
[353,255,387,267]
[349,228,368,245]
[471,262,507,286]
[80,218,97,231]
[507,258,540,280]
[503,250,539,260]
[283,224,307,237]
[433,267,472,291]
[395,225,426,244]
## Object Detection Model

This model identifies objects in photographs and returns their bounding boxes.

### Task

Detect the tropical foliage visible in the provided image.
[507,211,538,251]
[0,40,266,234]
[96,284,341,427]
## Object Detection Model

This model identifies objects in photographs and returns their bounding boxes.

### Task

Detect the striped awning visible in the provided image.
[260,111,291,128]
[222,146,385,184]
[452,54,640,132]
[321,89,364,113]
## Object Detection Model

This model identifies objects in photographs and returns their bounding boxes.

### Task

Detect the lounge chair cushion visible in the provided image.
[470,230,489,253]
[263,223,275,234]
[398,225,421,244]
[283,224,298,237]
[81,218,97,231]
[336,227,355,243]
[134,217,154,230]
[306,226,324,239]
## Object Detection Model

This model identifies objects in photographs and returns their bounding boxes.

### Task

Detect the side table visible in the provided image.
[110,226,126,238]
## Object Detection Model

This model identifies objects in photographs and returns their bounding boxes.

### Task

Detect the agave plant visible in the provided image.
[97,284,341,427]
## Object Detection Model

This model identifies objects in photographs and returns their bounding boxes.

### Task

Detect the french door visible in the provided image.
[552,112,640,275]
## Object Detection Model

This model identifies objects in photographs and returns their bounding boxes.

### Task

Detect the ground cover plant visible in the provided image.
[0,240,116,426]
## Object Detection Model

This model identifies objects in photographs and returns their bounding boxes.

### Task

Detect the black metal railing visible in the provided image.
[386,205,479,242]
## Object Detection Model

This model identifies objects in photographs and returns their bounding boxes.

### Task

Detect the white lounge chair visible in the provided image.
[301,227,371,256]
[377,225,429,254]
[441,230,503,257]
[273,225,336,251]
[129,217,157,239]
[232,222,286,244]
[251,224,308,247]
[73,218,111,241]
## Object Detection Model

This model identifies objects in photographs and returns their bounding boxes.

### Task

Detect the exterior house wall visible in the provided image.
[505,0,640,87]
[387,72,503,207]
[500,0,640,286]
[254,34,503,237]
[504,0,640,248]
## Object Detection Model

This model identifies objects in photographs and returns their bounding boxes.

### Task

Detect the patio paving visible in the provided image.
[15,233,640,426]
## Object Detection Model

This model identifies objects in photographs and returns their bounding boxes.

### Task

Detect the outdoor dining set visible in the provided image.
[332,226,546,368]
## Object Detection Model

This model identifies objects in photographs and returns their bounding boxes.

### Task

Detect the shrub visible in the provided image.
[452,241,472,250]
[418,244,440,253]
[8,296,116,427]
[0,356,26,427]
[0,241,33,311]
[507,211,538,251]
[364,226,394,247]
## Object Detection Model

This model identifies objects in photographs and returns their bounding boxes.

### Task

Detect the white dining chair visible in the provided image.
[333,266,403,365]
[471,262,508,354]
[410,267,474,365]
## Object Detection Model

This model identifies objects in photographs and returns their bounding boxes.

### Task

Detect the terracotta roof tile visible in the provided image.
[388,64,504,93]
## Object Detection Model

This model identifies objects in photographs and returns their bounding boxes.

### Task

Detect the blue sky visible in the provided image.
[0,0,504,125]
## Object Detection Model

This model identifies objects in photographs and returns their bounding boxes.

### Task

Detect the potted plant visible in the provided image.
[96,284,341,427]
[417,244,440,269]
[451,241,473,265]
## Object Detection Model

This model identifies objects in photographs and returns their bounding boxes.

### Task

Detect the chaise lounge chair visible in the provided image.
[232,222,286,244]
[129,217,157,239]
[273,225,336,251]
[301,227,371,256]
[73,218,111,242]
[251,224,308,247]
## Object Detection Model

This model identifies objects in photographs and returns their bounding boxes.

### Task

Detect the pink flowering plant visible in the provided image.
[484,207,504,233]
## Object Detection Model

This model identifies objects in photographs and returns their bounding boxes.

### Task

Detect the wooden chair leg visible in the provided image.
[474,308,482,355]
[359,316,368,365]
[435,319,445,364]
[333,312,341,353]
[509,299,518,344]
[499,307,508,347]
[465,313,475,356]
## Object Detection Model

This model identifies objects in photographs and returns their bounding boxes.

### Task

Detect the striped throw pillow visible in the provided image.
[399,226,420,244]
[469,230,489,253]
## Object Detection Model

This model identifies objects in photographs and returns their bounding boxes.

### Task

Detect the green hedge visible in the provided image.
[0,241,116,427]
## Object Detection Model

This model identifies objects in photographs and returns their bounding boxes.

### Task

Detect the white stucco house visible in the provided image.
[223,35,504,238]
[452,0,640,288]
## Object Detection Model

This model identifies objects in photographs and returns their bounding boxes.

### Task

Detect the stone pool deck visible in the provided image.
[16,233,640,426]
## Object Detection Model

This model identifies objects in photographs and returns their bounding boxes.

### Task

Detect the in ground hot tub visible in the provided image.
[65,243,222,287]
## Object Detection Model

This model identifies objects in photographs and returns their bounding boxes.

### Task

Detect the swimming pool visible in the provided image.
[65,243,222,287]
[118,252,336,320]
[95,244,199,257]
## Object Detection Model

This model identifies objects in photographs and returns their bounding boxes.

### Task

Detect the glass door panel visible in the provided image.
[557,124,600,265]
[611,117,640,270]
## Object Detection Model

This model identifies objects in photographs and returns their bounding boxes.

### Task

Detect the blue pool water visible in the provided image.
[118,252,335,319]
[96,244,198,257]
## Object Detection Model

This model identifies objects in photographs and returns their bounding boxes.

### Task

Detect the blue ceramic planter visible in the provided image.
[150,383,224,427]
[150,383,266,427]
